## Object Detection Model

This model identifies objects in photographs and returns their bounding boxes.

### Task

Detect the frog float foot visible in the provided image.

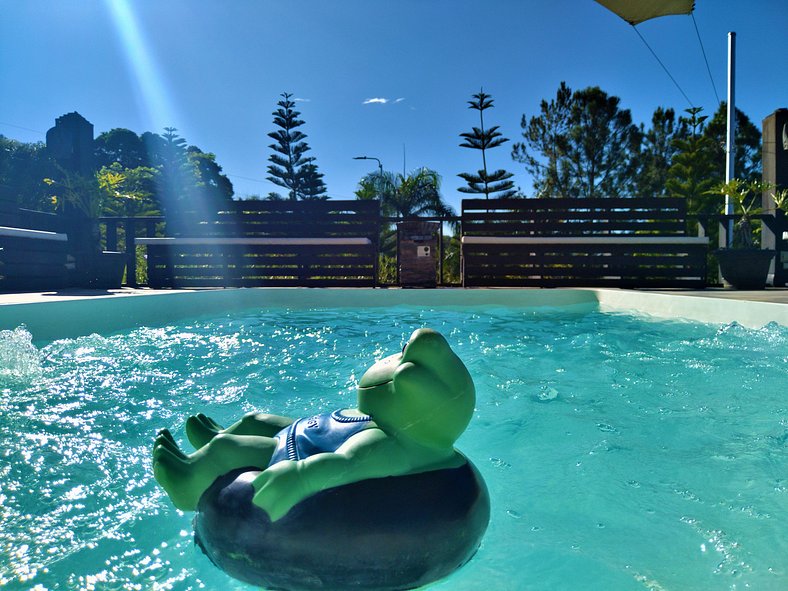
[152,430,207,511]
[186,413,224,449]
[154,428,186,457]
[153,429,227,511]
[154,429,277,512]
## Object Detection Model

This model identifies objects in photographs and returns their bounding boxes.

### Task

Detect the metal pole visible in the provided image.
[353,156,383,175]
[724,31,736,247]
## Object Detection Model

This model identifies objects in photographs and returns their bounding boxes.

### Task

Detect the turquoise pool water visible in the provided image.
[1,304,786,590]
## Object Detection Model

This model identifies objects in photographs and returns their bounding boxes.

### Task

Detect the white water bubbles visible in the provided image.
[0,326,42,386]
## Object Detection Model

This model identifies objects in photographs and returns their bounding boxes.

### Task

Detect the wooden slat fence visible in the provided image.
[461,197,708,288]
[137,200,380,288]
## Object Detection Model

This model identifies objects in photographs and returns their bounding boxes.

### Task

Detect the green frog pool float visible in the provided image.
[152,328,490,591]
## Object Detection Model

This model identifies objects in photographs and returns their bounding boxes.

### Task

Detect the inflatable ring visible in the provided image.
[194,460,490,591]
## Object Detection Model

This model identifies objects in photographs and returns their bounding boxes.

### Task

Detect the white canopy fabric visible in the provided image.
[594,0,694,25]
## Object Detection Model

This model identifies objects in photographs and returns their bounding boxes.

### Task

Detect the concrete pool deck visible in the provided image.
[1,287,787,341]
[646,287,788,304]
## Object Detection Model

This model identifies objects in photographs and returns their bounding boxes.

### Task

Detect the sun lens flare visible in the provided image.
[102,0,178,132]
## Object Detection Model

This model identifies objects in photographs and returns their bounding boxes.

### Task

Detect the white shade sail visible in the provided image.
[594,0,695,25]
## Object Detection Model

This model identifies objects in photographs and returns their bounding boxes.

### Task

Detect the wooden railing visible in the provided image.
[99,216,164,287]
[97,210,788,289]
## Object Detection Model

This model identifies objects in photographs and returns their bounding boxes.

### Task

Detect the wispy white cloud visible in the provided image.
[362,97,405,105]
[293,97,311,103]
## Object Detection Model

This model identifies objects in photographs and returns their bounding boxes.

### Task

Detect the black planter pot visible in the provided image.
[71,250,126,289]
[716,248,776,290]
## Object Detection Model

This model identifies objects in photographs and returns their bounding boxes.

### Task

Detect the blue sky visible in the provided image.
[1,0,786,213]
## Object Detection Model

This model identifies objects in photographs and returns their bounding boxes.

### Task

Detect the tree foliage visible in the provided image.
[512,82,641,198]
[665,107,719,214]
[44,163,159,220]
[266,92,327,200]
[298,162,328,201]
[0,135,58,211]
[703,101,762,183]
[3,122,237,223]
[94,127,234,216]
[94,128,148,170]
[187,146,235,210]
[149,127,193,214]
[512,82,572,198]
[97,162,159,217]
[458,89,516,199]
[635,107,688,198]
[44,167,104,218]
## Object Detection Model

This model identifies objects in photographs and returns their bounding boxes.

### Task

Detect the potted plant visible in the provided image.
[44,170,126,289]
[711,179,776,289]
[769,186,788,222]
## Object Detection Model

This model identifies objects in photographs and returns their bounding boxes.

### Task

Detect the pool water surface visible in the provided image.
[1,304,786,590]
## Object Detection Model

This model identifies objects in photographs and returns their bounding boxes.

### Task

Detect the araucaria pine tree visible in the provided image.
[665,107,718,214]
[298,162,328,201]
[458,89,516,199]
[266,92,327,200]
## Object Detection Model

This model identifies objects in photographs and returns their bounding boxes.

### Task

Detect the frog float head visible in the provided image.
[357,328,475,449]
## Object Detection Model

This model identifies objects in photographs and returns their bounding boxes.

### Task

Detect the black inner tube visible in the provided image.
[194,461,491,591]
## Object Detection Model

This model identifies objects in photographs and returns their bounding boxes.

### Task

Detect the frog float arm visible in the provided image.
[251,428,463,522]
[252,429,400,521]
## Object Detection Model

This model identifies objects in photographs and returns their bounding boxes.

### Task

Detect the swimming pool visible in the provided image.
[1,289,786,590]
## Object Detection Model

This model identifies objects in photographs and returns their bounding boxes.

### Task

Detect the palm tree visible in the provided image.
[356,167,453,218]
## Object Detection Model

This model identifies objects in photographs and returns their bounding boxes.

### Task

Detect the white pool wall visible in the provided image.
[0,288,596,342]
[1,288,786,343]
[592,288,788,329]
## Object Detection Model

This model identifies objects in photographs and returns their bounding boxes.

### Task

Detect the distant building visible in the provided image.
[46,112,94,175]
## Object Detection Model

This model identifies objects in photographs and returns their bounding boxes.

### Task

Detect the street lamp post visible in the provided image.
[353,155,383,176]
[354,155,387,285]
